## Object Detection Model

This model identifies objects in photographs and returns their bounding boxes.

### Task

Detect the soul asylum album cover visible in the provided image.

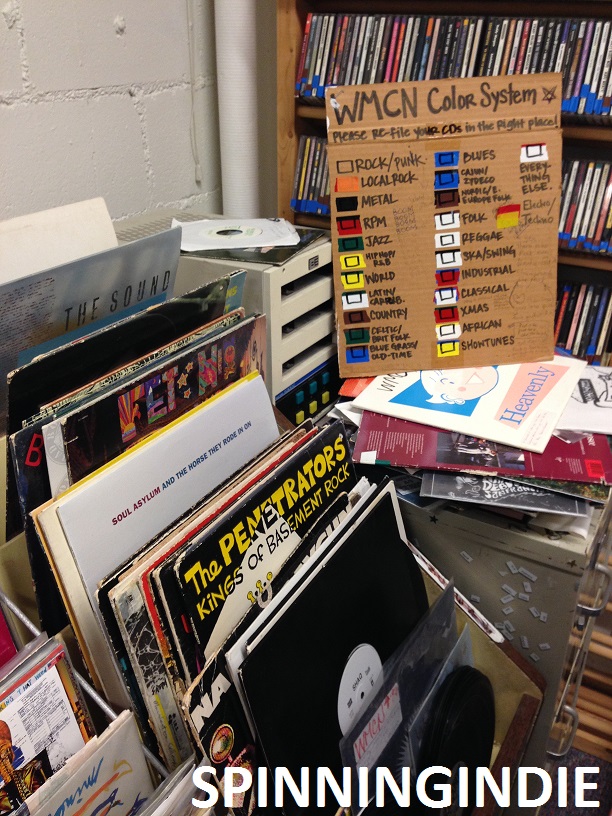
[31,372,279,711]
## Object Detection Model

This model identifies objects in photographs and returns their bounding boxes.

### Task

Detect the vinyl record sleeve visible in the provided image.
[419,470,588,516]
[0,226,181,438]
[6,272,247,632]
[183,481,376,816]
[224,479,387,691]
[11,309,247,532]
[134,425,318,685]
[353,356,587,454]
[0,636,96,812]
[415,662,495,815]
[353,409,612,485]
[22,710,155,816]
[557,365,612,435]
[170,420,358,665]
[55,313,267,489]
[237,486,429,816]
[151,421,355,687]
[337,583,458,812]
[7,272,245,438]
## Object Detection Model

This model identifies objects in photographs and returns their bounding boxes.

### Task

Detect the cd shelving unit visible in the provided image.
[276,1,612,274]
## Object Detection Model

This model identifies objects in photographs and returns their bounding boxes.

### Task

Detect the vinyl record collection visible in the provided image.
[4,3,609,802]
[349,356,612,523]
[0,213,532,816]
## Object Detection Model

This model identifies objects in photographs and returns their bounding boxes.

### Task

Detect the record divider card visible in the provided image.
[325,73,562,377]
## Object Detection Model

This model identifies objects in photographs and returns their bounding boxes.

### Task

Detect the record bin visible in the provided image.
[413,550,545,816]
[399,495,611,811]
[0,425,545,816]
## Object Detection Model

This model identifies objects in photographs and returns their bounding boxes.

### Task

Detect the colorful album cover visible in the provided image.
[32,372,279,710]
[182,484,369,816]
[354,356,587,453]
[22,711,155,816]
[168,420,358,665]
[106,425,318,765]
[0,638,95,815]
[183,651,259,816]
[56,313,266,486]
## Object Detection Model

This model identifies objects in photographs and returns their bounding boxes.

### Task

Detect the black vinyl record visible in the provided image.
[238,487,429,816]
[418,665,495,814]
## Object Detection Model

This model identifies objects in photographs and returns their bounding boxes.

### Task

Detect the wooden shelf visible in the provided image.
[292,212,331,228]
[559,252,612,272]
[294,110,612,133]
[284,1,612,16]
[564,124,612,144]
[296,104,326,119]
[576,671,612,761]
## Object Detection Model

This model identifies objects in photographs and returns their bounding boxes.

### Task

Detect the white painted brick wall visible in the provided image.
[22,2,194,90]
[0,0,225,220]
[0,1,21,93]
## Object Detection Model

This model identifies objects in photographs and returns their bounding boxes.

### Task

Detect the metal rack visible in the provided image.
[397,493,612,779]
[0,586,168,780]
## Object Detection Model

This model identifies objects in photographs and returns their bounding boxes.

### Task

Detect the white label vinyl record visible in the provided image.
[175,217,300,251]
[337,643,383,736]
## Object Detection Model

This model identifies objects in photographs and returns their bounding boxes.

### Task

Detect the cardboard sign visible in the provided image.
[325,73,562,377]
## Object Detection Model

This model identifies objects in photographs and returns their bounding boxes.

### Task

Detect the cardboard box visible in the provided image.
[325,73,562,376]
